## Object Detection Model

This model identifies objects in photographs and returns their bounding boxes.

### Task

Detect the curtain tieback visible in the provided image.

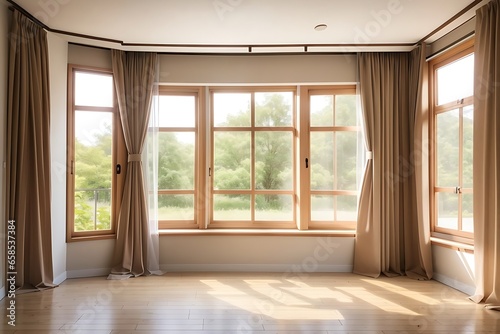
[366,151,373,160]
[128,154,142,162]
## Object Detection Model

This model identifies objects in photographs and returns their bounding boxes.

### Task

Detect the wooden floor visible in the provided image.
[1,272,499,333]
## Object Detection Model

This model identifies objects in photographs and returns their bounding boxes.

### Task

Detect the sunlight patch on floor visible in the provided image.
[337,286,421,316]
[362,279,440,305]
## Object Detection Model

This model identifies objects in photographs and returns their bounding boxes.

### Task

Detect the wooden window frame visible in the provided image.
[66,65,125,242]
[429,39,474,244]
[156,86,207,230]
[156,84,360,231]
[300,85,359,231]
[208,87,297,229]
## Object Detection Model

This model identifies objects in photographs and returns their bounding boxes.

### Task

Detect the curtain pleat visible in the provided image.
[6,10,55,289]
[407,45,433,279]
[354,47,432,279]
[110,50,158,277]
[470,0,500,309]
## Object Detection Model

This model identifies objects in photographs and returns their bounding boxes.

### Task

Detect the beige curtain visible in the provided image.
[471,0,500,309]
[354,45,433,279]
[110,50,157,277]
[6,10,55,289]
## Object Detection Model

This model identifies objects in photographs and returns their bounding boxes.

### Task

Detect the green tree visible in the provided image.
[310,95,358,212]
[157,132,195,209]
[74,124,112,231]
[213,93,293,211]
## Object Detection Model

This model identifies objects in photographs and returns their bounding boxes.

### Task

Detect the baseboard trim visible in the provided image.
[433,272,476,296]
[160,264,353,273]
[54,271,67,285]
[67,268,111,279]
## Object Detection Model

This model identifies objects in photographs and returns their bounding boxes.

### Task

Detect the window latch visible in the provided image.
[305,158,309,168]
[116,164,121,175]
[455,186,461,194]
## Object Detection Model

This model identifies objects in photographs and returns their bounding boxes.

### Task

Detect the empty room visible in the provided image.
[0,0,499,333]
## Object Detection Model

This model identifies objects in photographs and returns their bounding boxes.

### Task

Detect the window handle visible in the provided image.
[116,164,121,175]
[305,158,309,168]
[455,186,461,194]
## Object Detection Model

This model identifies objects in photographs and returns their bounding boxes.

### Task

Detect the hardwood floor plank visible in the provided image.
[1,273,497,333]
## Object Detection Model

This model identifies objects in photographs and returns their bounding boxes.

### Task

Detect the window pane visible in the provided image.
[310,132,333,190]
[311,195,334,221]
[462,193,473,233]
[463,105,473,189]
[436,109,459,187]
[336,132,358,190]
[255,92,293,127]
[158,194,194,220]
[255,132,293,190]
[159,95,195,127]
[311,195,357,222]
[335,95,357,126]
[255,195,293,221]
[158,132,195,190]
[437,54,474,105]
[74,189,111,231]
[74,111,113,231]
[336,195,358,221]
[213,93,251,127]
[214,132,251,190]
[75,71,113,107]
[213,195,250,220]
[310,95,333,127]
[436,192,458,230]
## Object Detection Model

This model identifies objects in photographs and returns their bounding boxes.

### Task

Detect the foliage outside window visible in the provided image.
[154,89,203,229]
[308,90,359,230]
[210,89,296,228]
[430,40,474,243]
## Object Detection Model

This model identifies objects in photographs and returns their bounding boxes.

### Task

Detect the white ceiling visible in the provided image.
[11,0,486,53]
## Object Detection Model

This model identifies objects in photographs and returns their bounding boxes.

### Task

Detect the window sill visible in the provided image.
[430,236,474,253]
[159,229,355,237]
[67,233,116,243]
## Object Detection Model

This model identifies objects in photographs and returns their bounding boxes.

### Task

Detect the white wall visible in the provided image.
[48,32,68,285]
[161,236,354,272]
[0,1,10,299]
[432,245,475,295]
[67,239,115,278]
[159,54,356,84]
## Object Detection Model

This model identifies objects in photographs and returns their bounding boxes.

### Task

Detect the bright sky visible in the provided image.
[437,53,474,105]
[74,71,114,145]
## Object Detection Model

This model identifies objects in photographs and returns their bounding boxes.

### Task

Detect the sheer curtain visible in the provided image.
[470,0,500,309]
[354,45,433,279]
[145,76,162,275]
[6,10,55,290]
[109,50,161,278]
